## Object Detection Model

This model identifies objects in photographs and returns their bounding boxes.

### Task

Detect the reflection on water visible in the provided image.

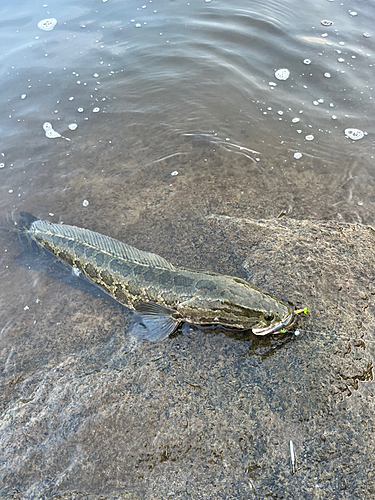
[1,0,375,498]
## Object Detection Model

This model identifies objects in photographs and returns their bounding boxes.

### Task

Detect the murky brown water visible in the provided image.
[1,0,375,498]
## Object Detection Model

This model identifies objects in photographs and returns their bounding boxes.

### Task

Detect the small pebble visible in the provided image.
[305,134,314,141]
[294,152,303,159]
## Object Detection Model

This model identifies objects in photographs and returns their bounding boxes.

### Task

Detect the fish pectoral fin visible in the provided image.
[131,302,179,342]
[136,301,176,317]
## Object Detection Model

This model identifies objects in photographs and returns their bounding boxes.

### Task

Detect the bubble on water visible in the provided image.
[324,72,331,78]
[82,199,89,207]
[363,33,371,38]
[68,123,78,130]
[93,73,99,77]
[277,110,283,115]
[205,0,212,2]
[37,18,57,31]
[77,107,84,112]
[318,98,324,103]
[294,152,303,159]
[349,10,357,16]
[21,94,27,99]
[269,82,277,87]
[0,163,5,168]
[344,128,364,140]
[171,171,179,176]
[332,115,338,120]
[305,134,314,141]
[274,68,290,80]
[135,23,141,28]
[338,58,345,63]
[303,59,311,65]
[292,117,300,123]
[43,122,64,139]
[321,33,328,38]
[69,96,74,101]
[93,107,100,113]
[46,129,61,139]
[313,101,319,106]
[321,20,333,26]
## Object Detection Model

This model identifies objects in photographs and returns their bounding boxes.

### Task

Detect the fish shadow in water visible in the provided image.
[175,323,294,357]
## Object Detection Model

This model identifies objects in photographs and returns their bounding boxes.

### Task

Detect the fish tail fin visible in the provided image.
[18,212,39,231]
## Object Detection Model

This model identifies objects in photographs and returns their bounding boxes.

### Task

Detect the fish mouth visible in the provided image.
[252,312,295,336]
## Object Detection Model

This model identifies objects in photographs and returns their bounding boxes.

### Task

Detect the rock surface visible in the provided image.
[1,215,374,499]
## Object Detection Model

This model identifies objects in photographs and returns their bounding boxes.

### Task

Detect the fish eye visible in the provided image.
[264,313,275,322]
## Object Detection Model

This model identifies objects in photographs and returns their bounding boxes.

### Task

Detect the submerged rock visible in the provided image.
[1,216,374,499]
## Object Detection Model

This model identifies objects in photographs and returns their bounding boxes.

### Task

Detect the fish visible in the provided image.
[19,212,298,342]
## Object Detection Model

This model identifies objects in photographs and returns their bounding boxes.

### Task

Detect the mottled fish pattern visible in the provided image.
[20,213,295,341]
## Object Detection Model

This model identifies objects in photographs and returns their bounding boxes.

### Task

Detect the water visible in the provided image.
[1,0,375,498]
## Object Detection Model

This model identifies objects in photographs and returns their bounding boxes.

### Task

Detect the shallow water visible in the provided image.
[1,0,375,498]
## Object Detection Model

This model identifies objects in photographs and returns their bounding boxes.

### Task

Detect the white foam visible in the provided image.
[275,68,290,81]
[37,18,57,31]
[344,128,364,140]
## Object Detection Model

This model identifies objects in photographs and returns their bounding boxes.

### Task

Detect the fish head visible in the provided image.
[177,274,294,335]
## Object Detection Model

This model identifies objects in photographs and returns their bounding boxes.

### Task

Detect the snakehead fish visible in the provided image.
[19,212,296,342]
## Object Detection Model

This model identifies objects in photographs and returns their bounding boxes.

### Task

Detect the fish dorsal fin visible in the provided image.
[30,220,176,271]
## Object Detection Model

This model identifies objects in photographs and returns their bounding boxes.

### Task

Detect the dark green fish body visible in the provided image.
[21,213,295,341]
